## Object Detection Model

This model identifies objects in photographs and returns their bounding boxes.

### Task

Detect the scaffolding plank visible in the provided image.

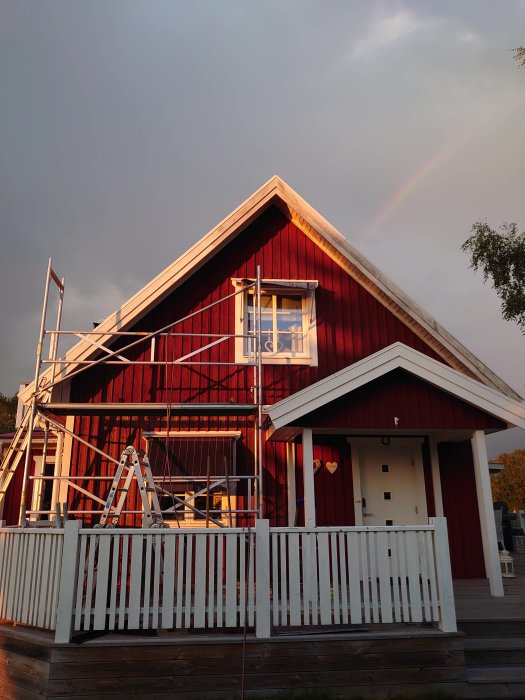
[41,403,256,416]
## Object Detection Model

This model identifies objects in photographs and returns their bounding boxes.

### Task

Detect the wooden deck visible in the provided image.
[455,552,525,623]
[0,624,466,700]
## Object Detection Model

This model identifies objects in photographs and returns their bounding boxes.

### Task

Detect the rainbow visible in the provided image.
[363,131,466,239]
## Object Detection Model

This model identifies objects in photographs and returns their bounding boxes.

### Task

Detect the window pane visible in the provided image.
[247,311,272,333]
[277,294,302,310]
[245,288,309,356]
[247,294,272,310]
[276,314,302,331]
[277,332,304,353]
[263,337,278,353]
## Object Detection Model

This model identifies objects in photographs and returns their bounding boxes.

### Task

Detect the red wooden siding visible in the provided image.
[1,432,57,525]
[3,456,34,525]
[438,441,485,578]
[292,370,507,431]
[64,206,503,539]
[68,415,255,527]
[70,206,449,408]
[294,438,355,527]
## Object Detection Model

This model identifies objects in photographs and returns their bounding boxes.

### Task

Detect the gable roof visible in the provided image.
[21,175,521,403]
[267,343,525,431]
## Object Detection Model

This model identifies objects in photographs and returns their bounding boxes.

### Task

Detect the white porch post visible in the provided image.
[429,437,444,517]
[471,430,504,596]
[430,517,457,632]
[286,441,297,527]
[255,519,271,638]
[55,519,81,643]
[302,428,316,528]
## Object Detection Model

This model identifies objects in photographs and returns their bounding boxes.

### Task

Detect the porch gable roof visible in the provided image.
[267,342,525,431]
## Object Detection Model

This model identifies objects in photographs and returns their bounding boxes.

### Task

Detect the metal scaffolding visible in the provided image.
[0,260,265,527]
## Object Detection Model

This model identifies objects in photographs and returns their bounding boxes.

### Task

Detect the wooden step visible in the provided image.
[466,666,525,700]
[458,618,525,637]
[464,637,525,666]
[468,665,525,683]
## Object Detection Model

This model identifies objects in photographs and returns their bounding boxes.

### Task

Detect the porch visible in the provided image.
[0,519,456,644]
[2,561,525,700]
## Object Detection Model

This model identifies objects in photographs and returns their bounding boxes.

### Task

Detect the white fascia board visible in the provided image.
[274,180,520,400]
[20,177,283,404]
[272,179,521,401]
[395,358,525,428]
[268,342,525,430]
[269,343,400,426]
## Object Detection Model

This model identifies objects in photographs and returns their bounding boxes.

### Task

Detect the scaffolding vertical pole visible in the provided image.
[19,258,53,525]
[252,286,258,520]
[49,276,65,386]
[41,275,64,518]
[51,429,64,517]
[256,265,264,519]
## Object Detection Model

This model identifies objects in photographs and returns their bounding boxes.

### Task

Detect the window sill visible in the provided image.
[237,355,318,366]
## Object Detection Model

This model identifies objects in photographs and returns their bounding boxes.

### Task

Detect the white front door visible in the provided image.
[358,445,427,526]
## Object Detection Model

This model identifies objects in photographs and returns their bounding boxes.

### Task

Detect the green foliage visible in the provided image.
[0,392,17,433]
[461,222,525,331]
[513,46,525,67]
[491,449,525,512]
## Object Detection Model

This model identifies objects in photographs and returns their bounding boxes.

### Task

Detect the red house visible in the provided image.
[2,176,525,644]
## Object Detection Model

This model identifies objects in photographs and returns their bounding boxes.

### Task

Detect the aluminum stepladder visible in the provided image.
[96,446,164,528]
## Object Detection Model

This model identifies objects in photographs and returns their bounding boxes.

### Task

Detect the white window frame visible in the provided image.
[232,279,318,366]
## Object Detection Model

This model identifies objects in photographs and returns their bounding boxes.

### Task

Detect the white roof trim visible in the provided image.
[267,342,525,431]
[20,175,520,402]
[232,278,318,290]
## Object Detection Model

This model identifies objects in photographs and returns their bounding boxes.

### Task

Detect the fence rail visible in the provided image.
[0,518,456,642]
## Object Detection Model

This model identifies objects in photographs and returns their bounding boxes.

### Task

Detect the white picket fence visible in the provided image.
[269,525,452,628]
[0,528,63,630]
[0,518,456,642]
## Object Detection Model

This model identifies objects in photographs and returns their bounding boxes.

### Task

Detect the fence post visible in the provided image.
[255,519,271,638]
[430,517,457,633]
[55,520,81,643]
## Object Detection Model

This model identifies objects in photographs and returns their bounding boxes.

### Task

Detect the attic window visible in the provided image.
[232,279,318,366]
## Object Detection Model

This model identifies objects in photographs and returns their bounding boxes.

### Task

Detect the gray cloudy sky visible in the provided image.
[0,1,524,456]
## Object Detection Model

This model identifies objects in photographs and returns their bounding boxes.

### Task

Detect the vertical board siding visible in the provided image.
[294,370,506,431]
[66,208,502,531]
[438,442,485,578]
[294,439,355,528]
